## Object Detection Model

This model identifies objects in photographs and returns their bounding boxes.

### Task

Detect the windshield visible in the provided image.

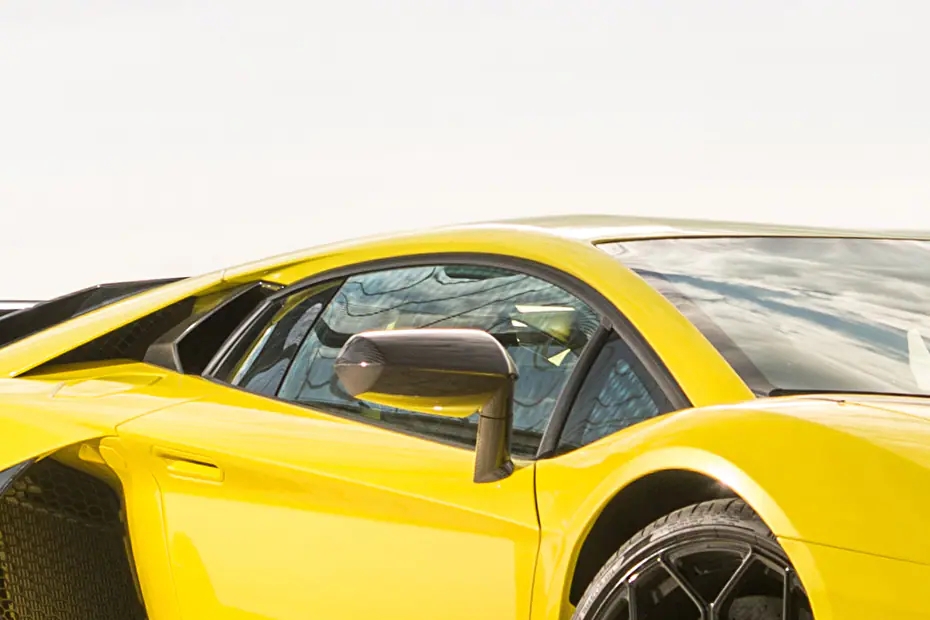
[601,237,930,397]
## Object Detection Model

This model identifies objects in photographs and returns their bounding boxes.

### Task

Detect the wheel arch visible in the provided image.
[534,400,930,620]
[566,468,737,603]
[533,444,805,619]
[558,447,796,606]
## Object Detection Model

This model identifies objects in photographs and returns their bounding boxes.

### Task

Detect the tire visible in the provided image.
[573,498,813,620]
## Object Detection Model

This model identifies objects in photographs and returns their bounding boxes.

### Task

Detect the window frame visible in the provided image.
[202,252,691,459]
[544,328,678,456]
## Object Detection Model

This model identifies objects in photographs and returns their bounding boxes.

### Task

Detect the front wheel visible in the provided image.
[573,498,814,620]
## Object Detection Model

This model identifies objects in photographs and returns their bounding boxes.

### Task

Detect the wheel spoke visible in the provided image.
[659,553,709,619]
[783,566,794,620]
[591,537,811,620]
[710,550,755,618]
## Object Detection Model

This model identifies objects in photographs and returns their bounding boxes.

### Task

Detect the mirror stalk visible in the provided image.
[334,328,519,484]
[473,382,515,483]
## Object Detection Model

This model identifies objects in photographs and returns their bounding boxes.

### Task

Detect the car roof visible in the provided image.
[470,214,930,244]
[220,212,930,284]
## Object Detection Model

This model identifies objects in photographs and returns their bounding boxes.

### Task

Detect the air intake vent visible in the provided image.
[0,459,147,619]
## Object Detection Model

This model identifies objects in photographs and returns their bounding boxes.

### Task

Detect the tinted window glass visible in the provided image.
[558,333,674,452]
[274,264,600,455]
[219,283,340,395]
[601,237,930,396]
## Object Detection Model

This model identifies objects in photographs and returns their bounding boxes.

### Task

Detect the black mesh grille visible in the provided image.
[0,459,147,620]
[46,298,195,368]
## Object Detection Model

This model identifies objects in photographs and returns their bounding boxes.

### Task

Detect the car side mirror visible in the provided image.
[334,328,518,483]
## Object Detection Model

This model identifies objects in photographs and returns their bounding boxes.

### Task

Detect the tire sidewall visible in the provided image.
[573,509,790,619]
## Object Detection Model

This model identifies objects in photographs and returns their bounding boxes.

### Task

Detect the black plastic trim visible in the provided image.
[630,267,773,395]
[0,278,182,348]
[200,299,278,378]
[33,297,197,370]
[201,283,343,380]
[143,282,275,374]
[536,321,613,458]
[267,255,691,412]
[201,252,691,457]
[0,302,38,319]
[0,460,32,495]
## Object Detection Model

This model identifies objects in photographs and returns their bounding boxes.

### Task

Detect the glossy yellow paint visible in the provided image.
[222,225,753,408]
[533,395,930,619]
[98,435,184,620]
[781,538,930,619]
[0,221,754,403]
[0,272,231,378]
[2,217,930,619]
[114,375,539,620]
[0,361,200,471]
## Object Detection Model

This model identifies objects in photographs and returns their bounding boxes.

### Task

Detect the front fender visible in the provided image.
[532,396,930,619]
[0,379,110,470]
[0,363,202,471]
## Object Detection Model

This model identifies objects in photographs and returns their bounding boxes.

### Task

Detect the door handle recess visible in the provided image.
[154,448,224,483]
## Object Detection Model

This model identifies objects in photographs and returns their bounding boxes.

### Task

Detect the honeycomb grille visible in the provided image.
[0,459,147,620]
[45,298,195,367]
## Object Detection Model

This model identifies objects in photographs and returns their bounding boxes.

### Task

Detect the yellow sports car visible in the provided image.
[2,215,929,620]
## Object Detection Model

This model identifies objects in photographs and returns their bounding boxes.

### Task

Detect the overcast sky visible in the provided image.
[2,1,929,299]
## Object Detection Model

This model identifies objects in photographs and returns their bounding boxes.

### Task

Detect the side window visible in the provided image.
[213,282,340,395]
[222,264,600,456]
[557,333,675,453]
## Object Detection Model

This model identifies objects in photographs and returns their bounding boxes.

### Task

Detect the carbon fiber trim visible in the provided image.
[0,279,180,349]
[144,282,275,374]
[0,303,37,320]
[0,462,30,496]
[39,298,196,369]
[0,459,147,619]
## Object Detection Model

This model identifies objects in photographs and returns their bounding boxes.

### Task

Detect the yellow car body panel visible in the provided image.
[0,272,228,378]
[532,396,930,619]
[97,434,184,620]
[0,362,201,471]
[2,216,930,619]
[110,376,539,620]
[782,539,930,619]
[225,225,753,409]
[0,363,209,620]
[0,222,753,401]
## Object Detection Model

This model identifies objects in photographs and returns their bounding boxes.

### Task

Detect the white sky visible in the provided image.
[1,1,929,300]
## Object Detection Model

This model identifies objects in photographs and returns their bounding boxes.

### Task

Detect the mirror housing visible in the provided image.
[334,328,518,483]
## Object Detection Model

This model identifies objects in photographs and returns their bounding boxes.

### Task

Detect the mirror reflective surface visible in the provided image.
[335,328,516,417]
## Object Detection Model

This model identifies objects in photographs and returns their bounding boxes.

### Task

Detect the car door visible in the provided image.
[115,260,603,620]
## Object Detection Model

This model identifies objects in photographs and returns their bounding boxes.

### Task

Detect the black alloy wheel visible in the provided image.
[574,499,814,620]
